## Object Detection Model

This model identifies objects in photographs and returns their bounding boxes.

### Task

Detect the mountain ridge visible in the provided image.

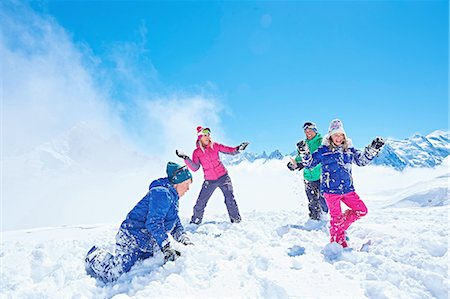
[222,130,450,170]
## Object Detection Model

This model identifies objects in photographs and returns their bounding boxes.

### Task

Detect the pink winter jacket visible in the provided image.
[185,141,238,181]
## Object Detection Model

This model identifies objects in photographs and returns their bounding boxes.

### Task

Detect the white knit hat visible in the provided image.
[328,119,346,136]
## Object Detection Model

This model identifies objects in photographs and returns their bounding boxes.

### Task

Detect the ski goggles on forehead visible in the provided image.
[198,128,211,136]
[303,122,316,130]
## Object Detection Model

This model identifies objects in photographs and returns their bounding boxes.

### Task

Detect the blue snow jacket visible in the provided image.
[302,138,375,194]
[118,178,184,251]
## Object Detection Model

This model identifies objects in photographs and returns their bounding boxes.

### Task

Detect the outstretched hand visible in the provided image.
[175,149,189,160]
[365,137,385,157]
[238,142,249,152]
[371,137,385,150]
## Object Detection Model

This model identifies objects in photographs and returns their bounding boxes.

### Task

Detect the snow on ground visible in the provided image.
[1,162,449,298]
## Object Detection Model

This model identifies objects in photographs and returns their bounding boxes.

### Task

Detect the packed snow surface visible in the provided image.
[1,161,448,298]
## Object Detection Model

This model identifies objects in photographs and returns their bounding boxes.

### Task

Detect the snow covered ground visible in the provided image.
[1,159,449,298]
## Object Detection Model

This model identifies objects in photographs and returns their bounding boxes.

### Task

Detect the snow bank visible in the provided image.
[2,203,448,298]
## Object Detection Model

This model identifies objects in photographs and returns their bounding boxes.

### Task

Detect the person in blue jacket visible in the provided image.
[85,162,194,282]
[297,119,385,247]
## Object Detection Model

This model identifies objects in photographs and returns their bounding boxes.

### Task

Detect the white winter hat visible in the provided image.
[328,119,346,136]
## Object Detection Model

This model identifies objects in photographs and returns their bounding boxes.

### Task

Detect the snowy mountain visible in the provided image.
[222,130,450,170]
[220,151,269,165]
[372,130,450,170]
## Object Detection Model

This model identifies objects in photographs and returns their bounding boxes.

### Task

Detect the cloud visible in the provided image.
[1,1,226,156]
[1,2,119,155]
[1,1,228,230]
[140,95,226,159]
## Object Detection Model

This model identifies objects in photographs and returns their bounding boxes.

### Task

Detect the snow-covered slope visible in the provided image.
[1,159,448,298]
[1,204,447,298]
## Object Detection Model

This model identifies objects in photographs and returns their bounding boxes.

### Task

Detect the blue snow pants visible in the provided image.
[190,173,241,224]
[85,228,155,282]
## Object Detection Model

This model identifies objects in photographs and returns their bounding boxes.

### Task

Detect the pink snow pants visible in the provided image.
[324,192,368,245]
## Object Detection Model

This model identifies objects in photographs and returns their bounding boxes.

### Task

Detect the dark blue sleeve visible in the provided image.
[170,216,185,241]
[302,148,323,168]
[145,188,171,250]
[351,147,372,166]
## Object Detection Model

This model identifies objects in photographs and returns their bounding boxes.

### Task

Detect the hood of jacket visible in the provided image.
[149,177,177,198]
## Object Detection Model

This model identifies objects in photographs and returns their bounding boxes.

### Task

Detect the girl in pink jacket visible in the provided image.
[176,126,249,224]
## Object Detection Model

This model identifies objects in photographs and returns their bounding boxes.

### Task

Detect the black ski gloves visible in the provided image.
[237,142,249,152]
[175,150,189,160]
[287,161,296,171]
[370,137,385,150]
[287,161,304,171]
[296,140,310,156]
[365,137,385,157]
[162,243,181,262]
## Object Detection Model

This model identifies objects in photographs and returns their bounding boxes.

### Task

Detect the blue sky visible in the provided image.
[7,1,449,153]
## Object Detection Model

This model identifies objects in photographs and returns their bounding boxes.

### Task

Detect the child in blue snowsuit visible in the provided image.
[85,162,193,282]
[297,119,385,247]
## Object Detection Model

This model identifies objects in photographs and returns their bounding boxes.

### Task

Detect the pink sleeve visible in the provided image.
[216,143,239,155]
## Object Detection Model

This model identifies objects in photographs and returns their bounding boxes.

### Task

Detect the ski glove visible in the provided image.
[371,137,385,150]
[365,137,385,157]
[287,161,296,171]
[237,142,250,152]
[175,149,189,160]
[162,243,181,263]
[287,161,304,171]
[178,234,194,246]
[296,140,310,156]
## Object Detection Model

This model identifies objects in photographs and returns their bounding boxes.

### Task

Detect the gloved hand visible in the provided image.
[370,137,385,150]
[162,243,181,262]
[178,234,194,246]
[237,142,249,152]
[287,161,296,171]
[287,157,298,171]
[175,149,189,160]
[296,140,310,156]
[365,137,385,157]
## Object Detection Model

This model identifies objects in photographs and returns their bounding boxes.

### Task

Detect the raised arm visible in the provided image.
[302,149,323,168]
[175,149,200,171]
[216,143,240,155]
[296,140,323,168]
[353,137,385,167]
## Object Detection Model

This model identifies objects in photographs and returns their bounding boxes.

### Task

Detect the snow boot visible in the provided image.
[85,246,114,281]
[231,216,242,223]
[336,231,349,248]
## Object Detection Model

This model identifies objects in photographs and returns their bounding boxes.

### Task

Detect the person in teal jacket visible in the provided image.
[288,122,328,220]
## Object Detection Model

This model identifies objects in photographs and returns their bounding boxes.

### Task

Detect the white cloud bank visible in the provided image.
[1,2,228,230]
